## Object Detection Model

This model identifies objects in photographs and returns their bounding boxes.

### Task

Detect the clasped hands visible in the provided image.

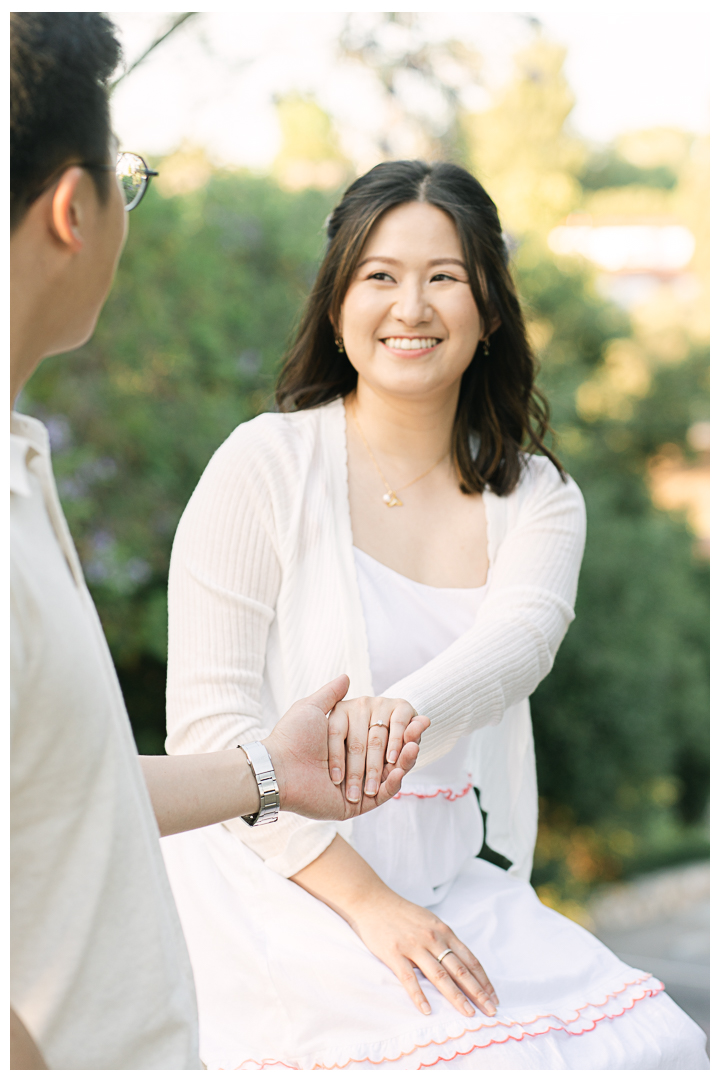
[263,674,430,820]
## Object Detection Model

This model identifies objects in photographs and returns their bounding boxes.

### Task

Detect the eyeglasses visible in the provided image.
[83,152,159,211]
[25,151,159,215]
[115,151,159,211]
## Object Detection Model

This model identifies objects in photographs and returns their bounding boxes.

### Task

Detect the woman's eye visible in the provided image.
[369,272,394,282]
[430,272,457,282]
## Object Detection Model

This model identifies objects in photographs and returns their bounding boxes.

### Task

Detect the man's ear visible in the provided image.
[49,167,87,253]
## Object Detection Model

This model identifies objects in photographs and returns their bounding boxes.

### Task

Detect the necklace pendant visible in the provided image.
[383,491,403,507]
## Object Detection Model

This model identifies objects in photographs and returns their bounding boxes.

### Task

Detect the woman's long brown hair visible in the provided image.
[275,160,563,496]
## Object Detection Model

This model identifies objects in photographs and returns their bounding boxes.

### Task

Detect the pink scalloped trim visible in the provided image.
[393,778,473,801]
[416,984,666,1069]
[231,1061,301,1071]
[220,974,664,1071]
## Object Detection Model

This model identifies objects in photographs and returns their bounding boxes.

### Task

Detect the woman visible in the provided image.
[160,162,708,1069]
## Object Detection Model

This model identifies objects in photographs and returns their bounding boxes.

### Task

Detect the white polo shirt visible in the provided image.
[10,412,199,1069]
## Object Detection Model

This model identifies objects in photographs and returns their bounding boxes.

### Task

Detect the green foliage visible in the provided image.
[513,251,709,858]
[579,152,677,191]
[531,484,708,824]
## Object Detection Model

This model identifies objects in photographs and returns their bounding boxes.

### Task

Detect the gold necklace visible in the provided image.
[351,404,448,507]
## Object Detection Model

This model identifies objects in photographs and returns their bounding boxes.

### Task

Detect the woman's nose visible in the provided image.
[392,281,432,326]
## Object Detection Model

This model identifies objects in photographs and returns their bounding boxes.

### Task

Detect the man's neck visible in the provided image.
[11,229,51,410]
[10,212,71,411]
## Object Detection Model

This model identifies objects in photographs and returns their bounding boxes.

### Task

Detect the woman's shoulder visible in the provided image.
[223,401,330,448]
[482,454,585,558]
[199,399,343,491]
[505,452,585,516]
[516,450,577,487]
[176,404,341,542]
[519,451,573,486]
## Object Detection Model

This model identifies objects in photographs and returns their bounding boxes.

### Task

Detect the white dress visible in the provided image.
[160,547,708,1070]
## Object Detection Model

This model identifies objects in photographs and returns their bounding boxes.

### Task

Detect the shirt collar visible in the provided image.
[10,434,32,496]
[10,412,50,497]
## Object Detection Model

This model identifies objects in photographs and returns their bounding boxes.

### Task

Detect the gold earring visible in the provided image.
[335,336,345,354]
[482,339,490,356]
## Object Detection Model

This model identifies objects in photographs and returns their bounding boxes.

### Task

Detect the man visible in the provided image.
[10,13,427,1069]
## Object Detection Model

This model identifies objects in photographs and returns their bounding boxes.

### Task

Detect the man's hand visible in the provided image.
[140,676,428,836]
[264,675,429,820]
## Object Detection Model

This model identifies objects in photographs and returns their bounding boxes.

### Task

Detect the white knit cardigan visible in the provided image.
[166,398,586,882]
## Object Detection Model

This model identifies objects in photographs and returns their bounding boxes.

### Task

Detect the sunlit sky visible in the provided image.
[109,10,711,170]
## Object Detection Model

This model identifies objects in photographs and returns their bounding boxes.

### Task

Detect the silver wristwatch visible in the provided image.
[238,741,280,826]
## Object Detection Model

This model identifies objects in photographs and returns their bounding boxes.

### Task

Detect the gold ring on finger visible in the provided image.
[370,719,388,728]
[437,948,454,964]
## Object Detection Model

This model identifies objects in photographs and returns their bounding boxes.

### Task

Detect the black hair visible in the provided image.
[276,160,563,496]
[10,12,122,229]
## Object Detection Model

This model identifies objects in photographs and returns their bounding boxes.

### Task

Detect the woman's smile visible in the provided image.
[381,336,442,357]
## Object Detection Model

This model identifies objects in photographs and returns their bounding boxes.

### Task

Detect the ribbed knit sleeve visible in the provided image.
[384,456,586,768]
[165,418,339,877]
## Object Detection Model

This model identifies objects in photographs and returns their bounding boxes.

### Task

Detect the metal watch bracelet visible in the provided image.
[238,741,280,826]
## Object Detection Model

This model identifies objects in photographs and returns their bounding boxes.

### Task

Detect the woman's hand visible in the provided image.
[265,678,426,820]
[350,888,498,1019]
[292,836,498,1019]
[327,696,430,803]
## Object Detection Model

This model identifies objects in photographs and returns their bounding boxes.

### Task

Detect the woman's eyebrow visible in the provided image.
[356,256,467,269]
[428,257,466,268]
[356,256,399,268]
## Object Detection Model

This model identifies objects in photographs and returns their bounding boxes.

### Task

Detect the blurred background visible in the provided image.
[18,8,709,1031]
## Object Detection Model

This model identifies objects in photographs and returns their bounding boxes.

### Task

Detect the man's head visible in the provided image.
[11,12,121,229]
[10,13,126,405]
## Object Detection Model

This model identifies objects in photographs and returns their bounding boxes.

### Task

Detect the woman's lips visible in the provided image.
[381,336,441,356]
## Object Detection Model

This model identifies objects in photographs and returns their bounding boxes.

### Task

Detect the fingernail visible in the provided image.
[387,750,398,764]
[484,1002,496,1016]
[464,1003,475,1017]
[364,780,378,796]
[347,785,361,803]
[491,993,499,1007]
[421,1003,431,1015]
[331,768,342,784]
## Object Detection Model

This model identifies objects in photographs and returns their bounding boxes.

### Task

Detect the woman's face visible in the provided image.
[338,201,484,402]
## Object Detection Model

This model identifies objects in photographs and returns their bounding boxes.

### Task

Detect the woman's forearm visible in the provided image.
[383,470,586,767]
[290,834,391,926]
